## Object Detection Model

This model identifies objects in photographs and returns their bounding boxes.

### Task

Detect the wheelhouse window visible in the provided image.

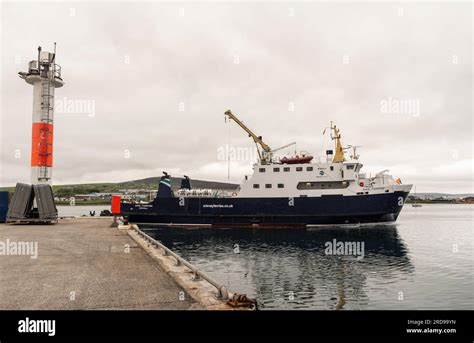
[273,167,280,172]
[296,167,303,172]
[297,181,349,190]
[306,167,313,171]
[277,184,284,188]
[284,167,290,172]
[259,168,265,172]
[346,164,355,170]
[253,184,260,189]
[330,166,334,171]
[265,184,272,189]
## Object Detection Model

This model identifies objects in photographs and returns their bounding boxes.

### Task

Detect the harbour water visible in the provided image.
[141,204,473,310]
[58,205,110,217]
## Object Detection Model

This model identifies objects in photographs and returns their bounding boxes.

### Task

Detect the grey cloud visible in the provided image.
[0,2,472,193]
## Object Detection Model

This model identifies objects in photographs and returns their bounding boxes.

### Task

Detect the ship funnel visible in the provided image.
[157,172,174,198]
[180,175,192,190]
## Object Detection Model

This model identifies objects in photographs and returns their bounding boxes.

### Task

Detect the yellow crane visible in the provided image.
[329,121,346,163]
[224,110,273,164]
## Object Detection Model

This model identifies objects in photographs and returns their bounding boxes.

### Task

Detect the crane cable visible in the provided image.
[226,116,231,179]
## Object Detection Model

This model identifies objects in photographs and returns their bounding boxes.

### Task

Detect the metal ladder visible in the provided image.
[38,66,54,181]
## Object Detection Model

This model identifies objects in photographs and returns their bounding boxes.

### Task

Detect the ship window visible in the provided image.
[253,184,260,189]
[346,164,355,170]
[330,166,334,171]
[296,181,350,190]
[278,184,284,188]
[296,167,303,172]
[265,184,272,189]
[284,167,290,172]
[273,167,280,172]
[259,168,265,172]
[306,167,313,171]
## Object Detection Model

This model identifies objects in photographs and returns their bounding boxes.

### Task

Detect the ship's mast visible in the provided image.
[224,110,273,164]
[330,121,345,163]
[346,145,361,160]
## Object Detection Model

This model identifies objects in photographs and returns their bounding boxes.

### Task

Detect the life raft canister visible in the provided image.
[359,181,365,187]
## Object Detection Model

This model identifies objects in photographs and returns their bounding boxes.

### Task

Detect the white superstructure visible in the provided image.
[222,114,412,198]
[236,159,411,198]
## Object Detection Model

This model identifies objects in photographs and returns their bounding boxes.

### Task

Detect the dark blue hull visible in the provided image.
[121,191,409,227]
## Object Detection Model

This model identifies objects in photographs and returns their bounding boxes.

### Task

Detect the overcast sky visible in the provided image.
[0,1,472,193]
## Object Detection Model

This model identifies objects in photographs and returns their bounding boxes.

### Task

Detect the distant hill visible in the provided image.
[414,193,474,199]
[116,176,239,191]
[0,176,239,198]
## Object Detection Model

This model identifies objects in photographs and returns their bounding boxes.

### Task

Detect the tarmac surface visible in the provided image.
[0,217,201,309]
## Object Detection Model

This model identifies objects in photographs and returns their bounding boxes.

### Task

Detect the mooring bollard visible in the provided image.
[217,285,229,300]
[193,270,202,281]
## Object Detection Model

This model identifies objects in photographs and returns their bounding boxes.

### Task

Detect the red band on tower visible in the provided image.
[31,122,54,167]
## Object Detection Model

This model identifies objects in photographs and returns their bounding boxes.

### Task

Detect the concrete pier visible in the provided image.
[0,218,203,310]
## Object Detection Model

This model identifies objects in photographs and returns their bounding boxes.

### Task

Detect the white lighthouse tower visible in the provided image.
[19,44,64,185]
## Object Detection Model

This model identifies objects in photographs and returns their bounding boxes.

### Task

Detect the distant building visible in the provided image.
[74,193,119,201]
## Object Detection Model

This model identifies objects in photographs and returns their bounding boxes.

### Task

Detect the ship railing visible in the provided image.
[131,225,230,300]
[312,156,331,164]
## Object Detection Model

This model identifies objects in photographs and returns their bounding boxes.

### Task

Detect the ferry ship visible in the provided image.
[121,110,412,227]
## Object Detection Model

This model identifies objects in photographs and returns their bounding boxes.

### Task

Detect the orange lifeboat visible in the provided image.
[280,154,313,164]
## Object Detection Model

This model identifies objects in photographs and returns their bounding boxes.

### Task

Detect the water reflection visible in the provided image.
[146,225,413,309]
